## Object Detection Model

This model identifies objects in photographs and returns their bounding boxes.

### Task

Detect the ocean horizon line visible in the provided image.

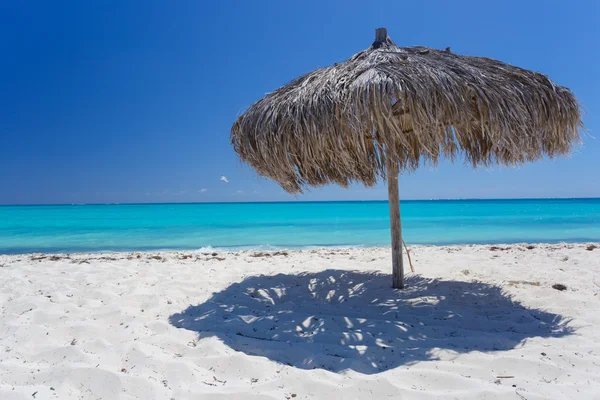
[2,196,600,207]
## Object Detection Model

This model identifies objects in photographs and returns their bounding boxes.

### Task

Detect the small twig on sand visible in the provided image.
[497,375,514,379]
[402,239,415,272]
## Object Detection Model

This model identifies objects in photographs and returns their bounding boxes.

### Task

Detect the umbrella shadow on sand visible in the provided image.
[169,270,573,374]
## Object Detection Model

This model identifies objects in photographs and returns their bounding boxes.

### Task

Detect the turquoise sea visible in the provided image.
[1,199,599,254]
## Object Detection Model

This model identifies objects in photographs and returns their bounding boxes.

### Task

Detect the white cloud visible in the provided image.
[234,190,244,195]
[199,188,208,193]
[220,175,229,184]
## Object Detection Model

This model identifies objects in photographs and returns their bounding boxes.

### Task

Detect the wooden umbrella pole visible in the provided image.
[387,155,404,289]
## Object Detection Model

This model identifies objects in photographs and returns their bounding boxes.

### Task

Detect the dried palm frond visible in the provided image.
[231,29,582,193]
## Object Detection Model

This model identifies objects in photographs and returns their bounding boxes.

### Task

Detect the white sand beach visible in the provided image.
[1,243,600,399]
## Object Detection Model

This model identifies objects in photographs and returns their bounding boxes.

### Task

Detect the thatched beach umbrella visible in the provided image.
[231,28,582,289]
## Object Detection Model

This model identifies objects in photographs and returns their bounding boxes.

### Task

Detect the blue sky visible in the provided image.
[1,0,598,204]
